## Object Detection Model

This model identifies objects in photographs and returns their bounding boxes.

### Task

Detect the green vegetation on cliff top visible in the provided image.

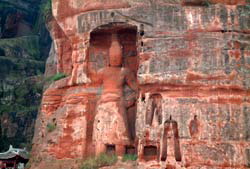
[33,0,52,34]
[40,0,52,21]
[0,0,52,152]
[0,36,41,60]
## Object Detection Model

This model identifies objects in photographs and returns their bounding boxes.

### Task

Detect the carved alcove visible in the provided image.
[106,144,116,155]
[125,145,136,155]
[137,93,163,161]
[161,117,182,162]
[143,145,159,161]
[88,23,138,74]
[146,93,163,126]
[87,22,139,154]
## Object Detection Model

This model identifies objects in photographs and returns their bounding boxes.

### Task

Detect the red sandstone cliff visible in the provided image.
[30,0,250,169]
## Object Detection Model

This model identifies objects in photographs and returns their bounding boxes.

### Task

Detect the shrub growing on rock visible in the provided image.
[81,153,118,169]
[122,154,137,162]
[46,72,67,82]
[46,122,56,132]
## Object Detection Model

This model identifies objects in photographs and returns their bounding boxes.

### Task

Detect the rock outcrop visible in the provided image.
[31,0,250,168]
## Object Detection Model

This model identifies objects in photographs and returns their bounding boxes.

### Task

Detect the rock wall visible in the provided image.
[31,0,250,168]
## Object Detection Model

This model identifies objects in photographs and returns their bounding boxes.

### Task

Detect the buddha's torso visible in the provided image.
[100,67,127,102]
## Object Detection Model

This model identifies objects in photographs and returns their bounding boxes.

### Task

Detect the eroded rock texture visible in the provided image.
[31,0,250,168]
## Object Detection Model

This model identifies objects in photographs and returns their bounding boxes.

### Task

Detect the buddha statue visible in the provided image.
[92,33,137,156]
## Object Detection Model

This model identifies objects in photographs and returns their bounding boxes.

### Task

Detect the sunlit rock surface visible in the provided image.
[31,0,250,168]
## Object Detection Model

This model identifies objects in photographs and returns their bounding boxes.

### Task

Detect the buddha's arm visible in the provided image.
[96,68,104,84]
[125,69,137,91]
[87,65,103,84]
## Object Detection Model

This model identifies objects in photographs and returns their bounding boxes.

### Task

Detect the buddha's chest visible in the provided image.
[103,68,125,82]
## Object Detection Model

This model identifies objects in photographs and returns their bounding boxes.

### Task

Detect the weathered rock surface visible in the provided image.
[31,0,250,169]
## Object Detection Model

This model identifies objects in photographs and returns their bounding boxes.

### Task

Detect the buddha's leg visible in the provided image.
[95,142,106,156]
[117,100,130,139]
[93,104,107,156]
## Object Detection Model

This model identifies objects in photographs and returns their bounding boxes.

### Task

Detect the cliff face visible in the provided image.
[31,0,250,169]
[0,0,51,151]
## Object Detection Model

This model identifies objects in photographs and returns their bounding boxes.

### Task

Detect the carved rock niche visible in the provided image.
[88,23,138,74]
[88,23,139,155]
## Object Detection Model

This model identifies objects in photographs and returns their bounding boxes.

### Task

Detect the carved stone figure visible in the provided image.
[146,93,163,126]
[189,115,200,139]
[92,33,137,156]
[161,116,181,162]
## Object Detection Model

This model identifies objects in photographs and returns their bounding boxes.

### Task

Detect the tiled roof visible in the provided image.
[0,145,29,160]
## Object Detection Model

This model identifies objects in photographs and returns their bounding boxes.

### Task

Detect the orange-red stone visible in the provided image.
[30,1,250,169]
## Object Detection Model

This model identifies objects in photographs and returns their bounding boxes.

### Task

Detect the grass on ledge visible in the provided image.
[122,154,137,162]
[46,72,67,82]
[81,153,118,169]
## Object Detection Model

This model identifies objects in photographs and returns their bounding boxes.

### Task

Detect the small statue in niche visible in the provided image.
[189,115,200,139]
[161,116,181,162]
[146,93,163,126]
[92,33,137,156]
